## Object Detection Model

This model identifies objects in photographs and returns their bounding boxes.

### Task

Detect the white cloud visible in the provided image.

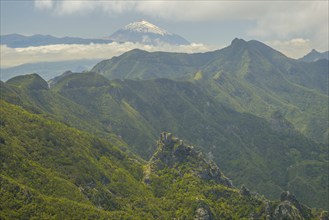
[266,38,312,59]
[34,1,265,20]
[33,1,328,48]
[247,2,328,39]
[49,1,137,16]
[34,0,53,10]
[0,42,213,68]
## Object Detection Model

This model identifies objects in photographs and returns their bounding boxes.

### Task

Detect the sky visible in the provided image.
[1,0,328,67]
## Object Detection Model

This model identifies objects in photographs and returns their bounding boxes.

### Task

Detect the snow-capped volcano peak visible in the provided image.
[123,20,172,36]
[108,20,190,45]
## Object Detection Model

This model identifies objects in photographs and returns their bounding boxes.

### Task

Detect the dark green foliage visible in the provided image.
[2,70,327,209]
[6,73,49,90]
[0,99,325,218]
[1,37,328,217]
[47,72,328,208]
[88,40,329,208]
[92,39,328,145]
[145,133,320,219]
[92,48,213,80]
[0,100,153,218]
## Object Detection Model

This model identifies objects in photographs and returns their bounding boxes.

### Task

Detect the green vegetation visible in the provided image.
[44,72,328,208]
[0,100,154,219]
[92,39,328,145]
[1,38,328,216]
[0,103,323,218]
[1,71,328,209]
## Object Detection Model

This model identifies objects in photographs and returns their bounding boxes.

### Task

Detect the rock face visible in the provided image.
[147,132,233,188]
[280,191,302,210]
[272,191,312,220]
[194,204,213,220]
[273,201,303,220]
[240,185,251,197]
[144,133,321,220]
[320,211,329,220]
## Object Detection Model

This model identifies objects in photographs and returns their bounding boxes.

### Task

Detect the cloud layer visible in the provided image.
[2,1,327,68]
[1,42,212,68]
[1,38,316,69]
[265,38,312,59]
[34,1,328,40]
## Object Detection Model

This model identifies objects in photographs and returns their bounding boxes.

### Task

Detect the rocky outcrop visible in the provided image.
[271,191,312,220]
[240,185,251,197]
[144,133,324,219]
[146,132,233,188]
[280,191,302,210]
[194,203,213,220]
[273,201,304,220]
[320,211,329,220]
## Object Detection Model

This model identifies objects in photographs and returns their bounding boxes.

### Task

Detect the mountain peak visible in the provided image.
[231,38,247,46]
[6,73,48,90]
[108,20,190,45]
[123,19,172,36]
[299,49,329,62]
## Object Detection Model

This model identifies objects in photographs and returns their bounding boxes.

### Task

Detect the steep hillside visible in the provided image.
[145,132,322,219]
[0,100,155,219]
[92,39,328,144]
[1,74,114,141]
[0,102,323,218]
[198,39,328,144]
[2,72,327,208]
[92,48,211,80]
[48,72,328,208]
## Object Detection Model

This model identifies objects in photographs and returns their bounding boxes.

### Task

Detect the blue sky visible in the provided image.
[1,1,328,67]
[1,1,255,45]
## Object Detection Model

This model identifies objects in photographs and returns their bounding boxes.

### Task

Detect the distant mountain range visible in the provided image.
[107,19,190,45]
[0,59,101,81]
[0,34,113,48]
[1,20,190,48]
[299,49,329,62]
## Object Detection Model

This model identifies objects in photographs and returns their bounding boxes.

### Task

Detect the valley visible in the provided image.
[1,38,328,218]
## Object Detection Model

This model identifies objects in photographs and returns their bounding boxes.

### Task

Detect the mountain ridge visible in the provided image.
[0,34,113,48]
[91,39,328,145]
[299,49,329,62]
[3,72,327,208]
[1,59,101,82]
